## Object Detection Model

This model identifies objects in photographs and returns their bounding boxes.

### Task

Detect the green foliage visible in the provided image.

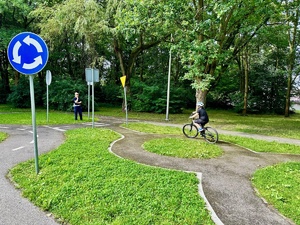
[252,162,300,225]
[9,128,214,225]
[246,53,287,114]
[47,77,87,111]
[130,79,192,113]
[98,83,123,106]
[7,76,32,108]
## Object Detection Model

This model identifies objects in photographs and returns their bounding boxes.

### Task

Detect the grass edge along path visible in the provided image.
[0,132,8,142]
[252,162,300,225]
[221,135,300,155]
[122,122,300,225]
[8,128,214,225]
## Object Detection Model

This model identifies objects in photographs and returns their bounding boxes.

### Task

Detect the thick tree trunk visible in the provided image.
[195,86,208,110]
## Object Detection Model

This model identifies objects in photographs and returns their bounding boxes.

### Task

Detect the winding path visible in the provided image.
[109,124,300,225]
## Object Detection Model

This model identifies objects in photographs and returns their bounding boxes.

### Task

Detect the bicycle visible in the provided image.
[182,119,219,144]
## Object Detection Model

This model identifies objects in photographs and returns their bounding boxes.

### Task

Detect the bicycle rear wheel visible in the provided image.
[182,124,199,138]
[203,127,219,143]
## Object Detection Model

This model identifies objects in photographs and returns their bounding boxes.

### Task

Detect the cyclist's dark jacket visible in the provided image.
[196,107,209,125]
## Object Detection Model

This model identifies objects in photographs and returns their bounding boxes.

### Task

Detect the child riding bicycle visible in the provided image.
[189,102,209,132]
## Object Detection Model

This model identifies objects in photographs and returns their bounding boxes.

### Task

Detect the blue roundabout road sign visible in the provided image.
[7,32,49,75]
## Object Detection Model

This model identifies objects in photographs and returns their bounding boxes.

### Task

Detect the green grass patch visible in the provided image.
[2,103,300,139]
[208,109,300,139]
[221,135,300,154]
[252,162,300,225]
[0,111,83,125]
[122,122,181,135]
[0,131,8,142]
[143,138,223,159]
[8,128,214,225]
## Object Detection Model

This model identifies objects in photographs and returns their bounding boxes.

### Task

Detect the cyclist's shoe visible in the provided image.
[198,127,204,132]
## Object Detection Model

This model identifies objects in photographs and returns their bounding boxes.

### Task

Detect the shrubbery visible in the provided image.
[7,76,88,111]
[129,79,194,113]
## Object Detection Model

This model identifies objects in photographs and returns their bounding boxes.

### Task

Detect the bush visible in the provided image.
[98,83,123,106]
[130,79,189,113]
[46,77,87,111]
[7,76,31,108]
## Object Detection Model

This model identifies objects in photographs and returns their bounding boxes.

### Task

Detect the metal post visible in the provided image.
[124,86,128,125]
[29,75,39,174]
[92,69,95,128]
[166,47,171,121]
[46,84,49,123]
[88,83,90,119]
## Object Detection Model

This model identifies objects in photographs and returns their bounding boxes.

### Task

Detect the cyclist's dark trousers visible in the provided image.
[74,106,82,120]
[195,119,207,127]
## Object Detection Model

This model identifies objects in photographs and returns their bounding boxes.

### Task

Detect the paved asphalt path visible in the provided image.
[0,125,65,225]
[0,119,300,225]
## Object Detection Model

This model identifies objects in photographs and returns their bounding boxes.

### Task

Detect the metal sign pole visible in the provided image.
[7,32,49,175]
[166,47,171,121]
[47,84,49,123]
[124,86,128,125]
[29,75,39,174]
[88,83,90,119]
[92,69,95,128]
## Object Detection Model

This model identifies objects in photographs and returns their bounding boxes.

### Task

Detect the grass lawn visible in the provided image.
[143,138,223,159]
[252,162,300,225]
[121,122,300,225]
[8,128,214,225]
[1,104,300,139]
[2,104,300,225]
[221,135,300,154]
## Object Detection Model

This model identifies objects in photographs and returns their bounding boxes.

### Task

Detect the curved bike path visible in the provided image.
[1,119,300,225]
[109,123,300,225]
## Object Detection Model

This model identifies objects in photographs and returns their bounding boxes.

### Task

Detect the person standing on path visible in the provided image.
[73,92,82,120]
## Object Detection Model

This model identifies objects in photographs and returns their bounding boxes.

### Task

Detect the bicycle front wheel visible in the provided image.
[203,127,219,143]
[182,124,199,138]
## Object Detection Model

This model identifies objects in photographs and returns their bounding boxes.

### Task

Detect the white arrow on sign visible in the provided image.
[23,56,43,69]
[23,35,43,52]
[12,41,21,64]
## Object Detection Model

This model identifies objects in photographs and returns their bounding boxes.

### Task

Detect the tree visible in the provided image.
[282,0,300,117]
[173,0,279,108]
[0,0,40,102]
[30,0,107,79]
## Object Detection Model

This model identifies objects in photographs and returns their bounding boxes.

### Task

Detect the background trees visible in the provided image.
[0,0,299,115]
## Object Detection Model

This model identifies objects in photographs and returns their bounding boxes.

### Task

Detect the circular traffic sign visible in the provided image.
[7,32,49,75]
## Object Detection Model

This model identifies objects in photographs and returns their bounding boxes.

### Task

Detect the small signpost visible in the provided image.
[87,81,93,119]
[46,70,52,123]
[120,75,128,125]
[85,68,99,128]
[7,32,49,174]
